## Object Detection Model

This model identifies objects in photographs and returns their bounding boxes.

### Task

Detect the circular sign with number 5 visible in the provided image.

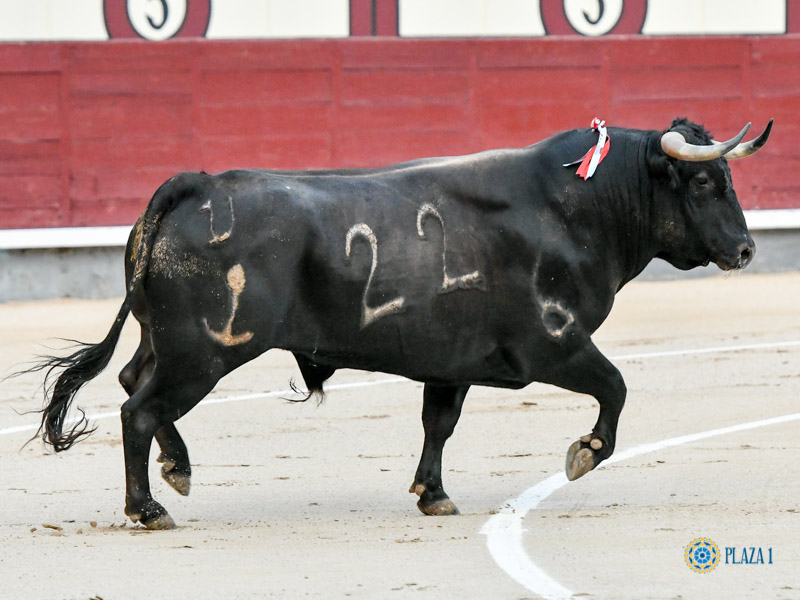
[104,0,211,39]
[541,0,646,36]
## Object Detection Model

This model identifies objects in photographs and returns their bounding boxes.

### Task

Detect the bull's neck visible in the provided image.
[588,134,658,289]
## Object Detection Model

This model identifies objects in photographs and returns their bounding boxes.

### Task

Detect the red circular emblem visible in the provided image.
[541,1,647,36]
[104,0,211,39]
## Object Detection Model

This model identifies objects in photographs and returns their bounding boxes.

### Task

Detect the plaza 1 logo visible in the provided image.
[685,538,774,573]
[684,537,721,574]
[104,0,211,39]
[725,545,774,566]
[541,0,647,36]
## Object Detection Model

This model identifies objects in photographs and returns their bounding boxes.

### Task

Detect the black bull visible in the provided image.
[32,118,771,529]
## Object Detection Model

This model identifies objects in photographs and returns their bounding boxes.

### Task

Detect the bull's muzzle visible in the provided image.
[718,238,756,271]
[737,239,756,269]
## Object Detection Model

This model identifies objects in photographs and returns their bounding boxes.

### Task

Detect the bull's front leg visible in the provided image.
[543,339,627,481]
[410,384,469,515]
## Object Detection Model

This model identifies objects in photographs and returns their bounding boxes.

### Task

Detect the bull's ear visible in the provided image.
[646,136,681,190]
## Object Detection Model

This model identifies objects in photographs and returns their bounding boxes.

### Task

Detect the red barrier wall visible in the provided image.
[0,37,797,229]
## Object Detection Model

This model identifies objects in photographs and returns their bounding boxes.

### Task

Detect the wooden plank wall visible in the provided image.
[0,37,796,229]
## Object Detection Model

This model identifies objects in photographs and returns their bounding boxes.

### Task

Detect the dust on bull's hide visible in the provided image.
[150,234,217,280]
[130,219,144,263]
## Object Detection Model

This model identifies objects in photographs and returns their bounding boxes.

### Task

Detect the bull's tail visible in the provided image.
[26,172,203,451]
[30,298,133,451]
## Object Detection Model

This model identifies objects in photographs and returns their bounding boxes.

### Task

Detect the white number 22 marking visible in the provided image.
[345,223,406,329]
[416,203,484,293]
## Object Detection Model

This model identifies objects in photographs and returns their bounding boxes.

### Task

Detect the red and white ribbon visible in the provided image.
[563,117,610,180]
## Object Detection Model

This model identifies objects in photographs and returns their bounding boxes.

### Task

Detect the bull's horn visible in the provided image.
[723,119,773,159]
[660,122,751,162]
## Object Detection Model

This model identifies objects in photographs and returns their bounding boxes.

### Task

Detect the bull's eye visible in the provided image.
[693,173,709,186]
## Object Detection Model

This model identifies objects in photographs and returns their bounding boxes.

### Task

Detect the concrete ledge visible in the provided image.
[0,247,126,302]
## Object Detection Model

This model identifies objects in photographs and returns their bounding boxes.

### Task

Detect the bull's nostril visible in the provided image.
[741,248,751,262]
[738,243,755,268]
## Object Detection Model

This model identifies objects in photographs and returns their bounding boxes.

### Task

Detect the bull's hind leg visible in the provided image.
[155,424,191,496]
[118,322,154,396]
[409,383,469,516]
[543,339,627,481]
[121,362,221,529]
[118,322,192,496]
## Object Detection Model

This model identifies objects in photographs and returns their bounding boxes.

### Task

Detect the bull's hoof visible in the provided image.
[140,512,177,530]
[158,453,191,496]
[162,468,191,496]
[565,440,596,481]
[126,500,177,530]
[410,483,460,516]
[417,497,460,516]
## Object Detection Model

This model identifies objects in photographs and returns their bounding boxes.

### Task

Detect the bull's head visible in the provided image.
[649,118,772,271]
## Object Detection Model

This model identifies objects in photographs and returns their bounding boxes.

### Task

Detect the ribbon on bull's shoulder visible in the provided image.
[563,117,610,180]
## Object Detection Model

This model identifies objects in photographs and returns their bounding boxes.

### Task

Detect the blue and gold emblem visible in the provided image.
[685,537,720,573]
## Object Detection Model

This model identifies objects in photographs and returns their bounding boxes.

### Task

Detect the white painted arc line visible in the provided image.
[201,376,409,407]
[483,473,573,600]
[1,341,797,438]
[611,339,800,361]
[481,414,800,599]
[604,411,800,467]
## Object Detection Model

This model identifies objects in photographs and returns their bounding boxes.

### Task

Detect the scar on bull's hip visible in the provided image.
[203,264,254,346]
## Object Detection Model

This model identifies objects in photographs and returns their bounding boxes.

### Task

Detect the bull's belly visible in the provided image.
[289,348,529,388]
[278,319,534,388]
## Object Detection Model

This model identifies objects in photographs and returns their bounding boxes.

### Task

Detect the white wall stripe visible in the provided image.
[0,226,132,250]
[0,213,797,251]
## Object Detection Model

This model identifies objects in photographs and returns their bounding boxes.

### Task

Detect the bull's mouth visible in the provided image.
[714,259,736,271]
[680,255,740,271]
[714,259,744,272]
[713,253,752,271]
[685,256,713,270]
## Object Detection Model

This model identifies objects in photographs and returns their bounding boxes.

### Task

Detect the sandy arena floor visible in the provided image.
[1,271,798,599]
